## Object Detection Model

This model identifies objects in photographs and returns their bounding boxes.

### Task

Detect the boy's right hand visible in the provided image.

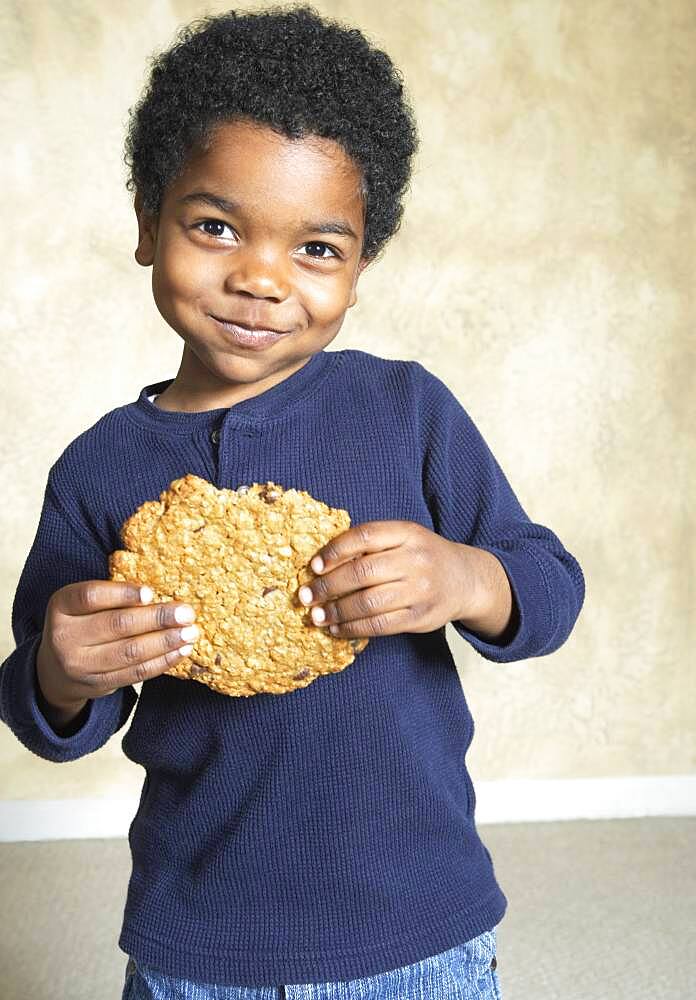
[35,581,198,728]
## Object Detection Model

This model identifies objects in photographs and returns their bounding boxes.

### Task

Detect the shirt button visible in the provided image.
[210,429,220,444]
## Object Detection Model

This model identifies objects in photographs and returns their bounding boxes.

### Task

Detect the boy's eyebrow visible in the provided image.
[300,218,358,240]
[178,190,358,240]
[178,191,240,216]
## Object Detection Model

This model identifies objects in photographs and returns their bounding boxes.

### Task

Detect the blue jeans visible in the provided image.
[121,929,502,999]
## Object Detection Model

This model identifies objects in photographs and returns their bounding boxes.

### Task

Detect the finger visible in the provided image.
[81,598,198,647]
[300,547,405,610]
[325,606,416,639]
[318,581,411,630]
[93,641,196,691]
[54,579,156,617]
[310,521,413,575]
[81,622,200,685]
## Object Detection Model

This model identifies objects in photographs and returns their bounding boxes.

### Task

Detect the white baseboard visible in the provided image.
[474,775,696,824]
[1,776,695,842]
[0,797,138,842]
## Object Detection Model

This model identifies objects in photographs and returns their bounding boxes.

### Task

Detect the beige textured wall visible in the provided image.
[2,0,694,803]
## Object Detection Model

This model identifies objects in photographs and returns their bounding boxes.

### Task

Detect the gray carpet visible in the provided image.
[1,818,693,999]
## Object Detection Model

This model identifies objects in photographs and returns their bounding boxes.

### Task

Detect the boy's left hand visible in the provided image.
[298,520,502,639]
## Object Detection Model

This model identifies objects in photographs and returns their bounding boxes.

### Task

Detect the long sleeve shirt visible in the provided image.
[0,348,585,986]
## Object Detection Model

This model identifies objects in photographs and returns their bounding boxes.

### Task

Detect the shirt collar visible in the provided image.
[128,349,339,433]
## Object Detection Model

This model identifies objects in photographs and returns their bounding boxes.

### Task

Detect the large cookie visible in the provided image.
[108,474,368,697]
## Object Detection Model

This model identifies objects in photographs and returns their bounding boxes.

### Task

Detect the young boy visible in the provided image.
[0,7,584,999]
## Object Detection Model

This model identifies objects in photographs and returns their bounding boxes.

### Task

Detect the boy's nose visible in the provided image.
[223,250,290,302]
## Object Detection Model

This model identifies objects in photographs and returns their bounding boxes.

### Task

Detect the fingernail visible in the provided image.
[180,624,199,641]
[179,644,194,656]
[299,586,313,605]
[311,606,326,624]
[175,605,196,624]
[140,586,153,604]
[329,625,339,635]
[311,556,324,573]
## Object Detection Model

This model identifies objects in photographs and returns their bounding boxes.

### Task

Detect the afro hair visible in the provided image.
[123,4,419,260]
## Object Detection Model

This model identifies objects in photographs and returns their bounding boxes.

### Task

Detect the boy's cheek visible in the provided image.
[299,272,357,319]
[152,260,200,315]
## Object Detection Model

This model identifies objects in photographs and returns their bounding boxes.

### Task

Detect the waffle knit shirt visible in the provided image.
[0,348,585,986]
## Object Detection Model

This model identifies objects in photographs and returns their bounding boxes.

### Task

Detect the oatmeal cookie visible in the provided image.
[108,474,368,696]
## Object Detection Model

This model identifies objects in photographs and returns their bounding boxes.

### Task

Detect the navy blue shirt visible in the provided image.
[0,349,584,986]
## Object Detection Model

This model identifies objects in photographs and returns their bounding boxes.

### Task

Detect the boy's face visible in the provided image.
[134,119,370,410]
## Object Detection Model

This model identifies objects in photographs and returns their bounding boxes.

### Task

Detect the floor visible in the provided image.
[1,817,693,999]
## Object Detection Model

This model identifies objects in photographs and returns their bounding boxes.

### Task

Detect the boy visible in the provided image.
[0,7,585,999]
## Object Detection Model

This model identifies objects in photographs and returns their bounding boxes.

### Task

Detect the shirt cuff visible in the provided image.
[0,633,137,762]
[451,543,555,662]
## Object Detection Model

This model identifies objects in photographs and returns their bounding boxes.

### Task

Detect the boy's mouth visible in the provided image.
[209,315,293,350]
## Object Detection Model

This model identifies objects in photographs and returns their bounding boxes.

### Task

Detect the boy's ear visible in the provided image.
[134,190,158,267]
[348,256,372,308]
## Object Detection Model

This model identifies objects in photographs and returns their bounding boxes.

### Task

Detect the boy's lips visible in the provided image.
[210,314,292,335]
[209,315,293,350]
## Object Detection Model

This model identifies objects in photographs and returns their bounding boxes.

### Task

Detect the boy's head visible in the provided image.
[123,6,419,409]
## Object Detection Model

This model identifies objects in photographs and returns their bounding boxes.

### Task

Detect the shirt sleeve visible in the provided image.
[418,368,585,663]
[0,469,137,762]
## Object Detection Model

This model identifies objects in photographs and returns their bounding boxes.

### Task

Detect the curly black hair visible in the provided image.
[123,5,419,260]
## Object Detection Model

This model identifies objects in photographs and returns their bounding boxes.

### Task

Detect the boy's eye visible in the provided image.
[196,219,236,240]
[298,242,339,260]
[193,222,339,260]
